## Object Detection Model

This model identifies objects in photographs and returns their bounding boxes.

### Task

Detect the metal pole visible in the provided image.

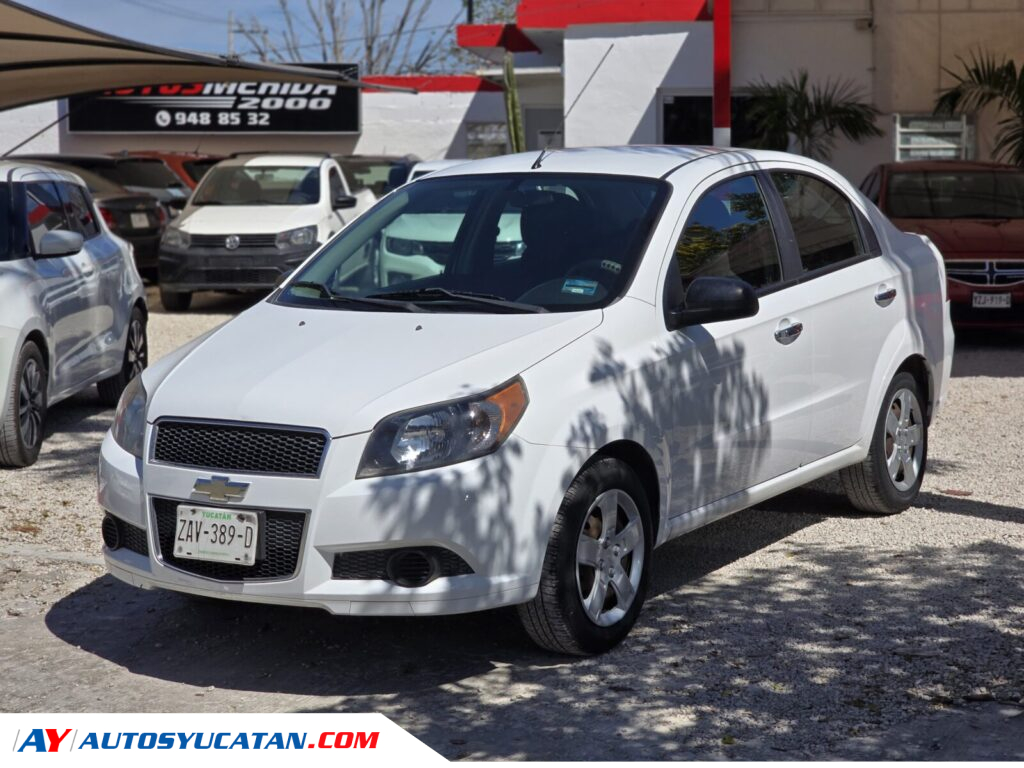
[467,0,474,24]
[712,0,732,147]
[227,10,234,56]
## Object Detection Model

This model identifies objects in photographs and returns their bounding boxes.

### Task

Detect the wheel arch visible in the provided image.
[23,329,50,373]
[589,439,662,545]
[896,354,934,425]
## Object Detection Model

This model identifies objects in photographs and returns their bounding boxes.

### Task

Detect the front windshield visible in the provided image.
[193,165,321,206]
[887,171,1024,218]
[275,173,667,313]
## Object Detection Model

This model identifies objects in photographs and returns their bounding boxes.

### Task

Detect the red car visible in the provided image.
[862,160,1024,328]
[127,151,224,190]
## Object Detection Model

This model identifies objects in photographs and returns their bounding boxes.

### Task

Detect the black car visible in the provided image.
[23,160,166,279]
[13,153,190,213]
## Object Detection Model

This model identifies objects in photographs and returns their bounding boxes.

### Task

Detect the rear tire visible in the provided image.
[518,458,653,655]
[97,307,148,407]
[840,371,927,514]
[160,288,192,312]
[0,342,47,468]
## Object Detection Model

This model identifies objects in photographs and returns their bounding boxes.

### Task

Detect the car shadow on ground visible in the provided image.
[42,490,1024,759]
[951,329,1024,377]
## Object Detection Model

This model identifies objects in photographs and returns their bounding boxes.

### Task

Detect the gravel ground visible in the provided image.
[0,291,1022,760]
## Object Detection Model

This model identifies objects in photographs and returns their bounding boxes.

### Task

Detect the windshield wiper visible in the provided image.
[367,287,547,313]
[287,281,419,312]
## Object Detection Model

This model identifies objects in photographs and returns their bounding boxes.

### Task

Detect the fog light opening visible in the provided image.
[101,514,121,550]
[386,549,437,588]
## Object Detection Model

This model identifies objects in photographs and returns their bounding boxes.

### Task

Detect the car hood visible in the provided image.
[147,300,602,436]
[175,204,318,234]
[892,217,1024,256]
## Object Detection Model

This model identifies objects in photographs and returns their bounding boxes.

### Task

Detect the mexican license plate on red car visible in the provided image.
[174,505,258,566]
[972,292,1011,309]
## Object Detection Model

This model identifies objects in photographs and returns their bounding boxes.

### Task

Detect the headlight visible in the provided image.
[356,378,528,478]
[276,226,317,249]
[111,376,147,458]
[161,227,190,249]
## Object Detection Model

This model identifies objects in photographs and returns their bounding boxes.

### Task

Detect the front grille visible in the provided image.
[153,420,328,476]
[185,269,279,285]
[190,234,278,249]
[332,547,474,585]
[947,260,1024,286]
[153,498,305,581]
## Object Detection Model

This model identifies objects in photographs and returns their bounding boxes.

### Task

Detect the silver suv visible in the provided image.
[0,162,148,467]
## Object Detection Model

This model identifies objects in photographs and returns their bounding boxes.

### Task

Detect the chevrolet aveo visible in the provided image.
[99,147,953,654]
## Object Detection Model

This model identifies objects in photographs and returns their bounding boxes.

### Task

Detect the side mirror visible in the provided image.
[37,229,84,258]
[333,194,357,210]
[667,276,759,329]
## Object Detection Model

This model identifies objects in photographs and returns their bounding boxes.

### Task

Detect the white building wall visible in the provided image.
[0,90,505,161]
[563,14,889,183]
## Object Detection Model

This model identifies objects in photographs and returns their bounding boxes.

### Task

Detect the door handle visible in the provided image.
[875,286,897,306]
[774,320,803,345]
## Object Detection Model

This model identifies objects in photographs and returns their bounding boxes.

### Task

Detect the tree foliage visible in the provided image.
[935,50,1024,166]
[746,70,882,161]
[240,0,461,74]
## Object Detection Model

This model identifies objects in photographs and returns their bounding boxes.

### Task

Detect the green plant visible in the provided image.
[503,51,525,153]
[935,50,1024,166]
[746,70,882,161]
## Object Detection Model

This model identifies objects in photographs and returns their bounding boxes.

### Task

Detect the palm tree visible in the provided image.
[746,70,882,161]
[935,51,1024,166]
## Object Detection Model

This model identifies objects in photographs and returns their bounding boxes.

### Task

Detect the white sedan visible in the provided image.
[98,147,952,654]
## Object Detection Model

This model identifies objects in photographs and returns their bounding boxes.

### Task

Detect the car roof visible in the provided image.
[218,154,326,168]
[426,146,801,180]
[413,159,469,172]
[880,160,1021,173]
[0,159,88,184]
[128,150,223,160]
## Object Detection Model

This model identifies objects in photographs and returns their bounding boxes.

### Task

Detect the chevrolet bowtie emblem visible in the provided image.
[192,475,249,503]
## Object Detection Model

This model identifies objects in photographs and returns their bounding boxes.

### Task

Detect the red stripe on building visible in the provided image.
[713,0,731,131]
[456,23,540,53]
[361,75,503,93]
[517,0,709,29]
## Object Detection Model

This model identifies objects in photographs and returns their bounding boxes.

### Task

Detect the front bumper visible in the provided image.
[158,244,315,292]
[98,428,572,616]
[947,279,1024,328]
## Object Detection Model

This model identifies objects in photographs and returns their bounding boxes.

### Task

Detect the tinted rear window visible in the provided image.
[182,159,219,183]
[112,160,182,188]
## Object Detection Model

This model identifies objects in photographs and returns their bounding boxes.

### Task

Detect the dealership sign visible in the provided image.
[67,64,360,134]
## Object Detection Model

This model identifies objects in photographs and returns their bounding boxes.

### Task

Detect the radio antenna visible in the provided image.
[531,43,614,170]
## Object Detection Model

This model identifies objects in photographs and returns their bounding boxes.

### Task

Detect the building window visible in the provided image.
[895,114,974,161]
[466,122,508,159]
[661,94,760,147]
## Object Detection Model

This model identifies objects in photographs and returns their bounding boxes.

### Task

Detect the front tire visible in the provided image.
[97,307,148,407]
[518,458,653,655]
[0,342,47,468]
[160,288,192,312]
[840,371,927,514]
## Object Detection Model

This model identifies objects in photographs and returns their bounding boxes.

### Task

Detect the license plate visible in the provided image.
[130,212,150,229]
[972,292,1011,309]
[174,505,258,566]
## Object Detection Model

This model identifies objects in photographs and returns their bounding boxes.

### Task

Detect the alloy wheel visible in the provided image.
[575,488,646,627]
[18,359,44,449]
[126,318,147,380]
[884,387,923,492]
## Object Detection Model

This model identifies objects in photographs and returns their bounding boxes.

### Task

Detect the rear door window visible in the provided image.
[24,180,71,253]
[770,172,866,273]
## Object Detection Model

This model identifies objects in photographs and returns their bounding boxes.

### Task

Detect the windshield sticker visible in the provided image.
[562,278,599,296]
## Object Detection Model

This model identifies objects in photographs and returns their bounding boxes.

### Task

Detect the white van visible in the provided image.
[157,153,374,311]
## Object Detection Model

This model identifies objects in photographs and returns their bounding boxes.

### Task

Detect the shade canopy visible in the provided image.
[0,0,413,112]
